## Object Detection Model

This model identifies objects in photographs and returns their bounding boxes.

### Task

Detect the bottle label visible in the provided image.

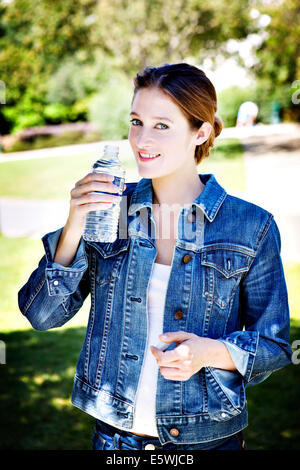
[93,175,125,197]
[112,176,125,193]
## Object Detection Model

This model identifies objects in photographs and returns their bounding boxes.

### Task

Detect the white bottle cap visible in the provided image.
[104,144,119,157]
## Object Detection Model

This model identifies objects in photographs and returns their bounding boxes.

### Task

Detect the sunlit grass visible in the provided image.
[0,138,245,199]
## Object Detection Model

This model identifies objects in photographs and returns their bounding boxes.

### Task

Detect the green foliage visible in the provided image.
[253,0,300,86]
[1,0,299,133]
[43,103,72,123]
[6,130,101,153]
[45,53,113,107]
[2,90,45,131]
[0,0,97,102]
[91,0,256,74]
[0,0,258,134]
[88,77,132,140]
[0,0,98,132]
[218,86,257,127]
[218,81,296,127]
[250,0,300,121]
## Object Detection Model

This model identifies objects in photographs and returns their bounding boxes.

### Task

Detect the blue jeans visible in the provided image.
[92,420,246,451]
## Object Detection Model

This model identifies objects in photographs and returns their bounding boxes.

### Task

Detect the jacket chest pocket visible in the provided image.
[201,247,252,309]
[87,239,130,285]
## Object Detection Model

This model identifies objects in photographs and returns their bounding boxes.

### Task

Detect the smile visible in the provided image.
[138,152,161,161]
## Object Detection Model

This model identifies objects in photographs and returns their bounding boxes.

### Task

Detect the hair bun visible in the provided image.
[214,116,223,138]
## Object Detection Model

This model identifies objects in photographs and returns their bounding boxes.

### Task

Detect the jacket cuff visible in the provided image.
[218,330,259,382]
[42,228,88,296]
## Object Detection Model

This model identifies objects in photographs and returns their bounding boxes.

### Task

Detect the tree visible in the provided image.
[0,0,98,106]
[253,0,300,86]
[92,0,257,74]
[0,0,261,133]
[251,0,300,120]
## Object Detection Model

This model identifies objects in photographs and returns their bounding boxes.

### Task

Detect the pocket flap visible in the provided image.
[86,237,130,259]
[201,247,252,278]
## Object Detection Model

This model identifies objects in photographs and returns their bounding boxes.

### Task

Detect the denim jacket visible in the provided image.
[18,173,292,445]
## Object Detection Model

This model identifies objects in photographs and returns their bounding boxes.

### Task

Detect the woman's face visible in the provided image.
[128,87,200,179]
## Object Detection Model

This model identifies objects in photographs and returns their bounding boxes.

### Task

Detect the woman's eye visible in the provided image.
[156,123,169,130]
[130,119,142,126]
[130,119,168,130]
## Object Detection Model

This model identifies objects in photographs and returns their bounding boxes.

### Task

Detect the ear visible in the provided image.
[194,122,212,146]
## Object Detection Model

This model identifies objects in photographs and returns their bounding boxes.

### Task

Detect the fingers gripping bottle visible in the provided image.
[83,144,126,243]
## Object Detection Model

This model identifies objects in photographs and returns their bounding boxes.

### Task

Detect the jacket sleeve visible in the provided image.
[218,216,293,385]
[18,227,90,331]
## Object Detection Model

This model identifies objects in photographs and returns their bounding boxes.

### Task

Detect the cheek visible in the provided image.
[128,127,137,146]
[128,126,133,139]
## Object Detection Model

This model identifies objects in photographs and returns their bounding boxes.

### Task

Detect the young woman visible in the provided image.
[18,63,292,451]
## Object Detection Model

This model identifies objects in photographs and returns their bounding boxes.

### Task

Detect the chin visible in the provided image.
[137,167,162,179]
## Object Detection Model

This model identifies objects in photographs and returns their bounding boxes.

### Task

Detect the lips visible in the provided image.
[138,151,161,162]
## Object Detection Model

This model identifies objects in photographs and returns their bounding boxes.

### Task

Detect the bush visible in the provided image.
[43,98,91,124]
[46,56,110,107]
[1,53,116,134]
[88,76,132,140]
[6,129,101,153]
[218,86,257,128]
[218,83,297,128]
[2,96,45,133]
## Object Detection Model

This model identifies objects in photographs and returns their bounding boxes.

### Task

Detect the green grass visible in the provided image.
[200,138,246,193]
[0,152,97,200]
[0,327,94,450]
[0,234,90,332]
[0,138,246,199]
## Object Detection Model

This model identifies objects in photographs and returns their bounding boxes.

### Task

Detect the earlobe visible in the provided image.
[195,122,212,145]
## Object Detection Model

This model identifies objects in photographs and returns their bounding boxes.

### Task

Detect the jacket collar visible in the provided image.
[128,174,227,222]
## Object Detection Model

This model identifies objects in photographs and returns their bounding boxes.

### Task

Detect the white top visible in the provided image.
[99,262,171,436]
[130,262,171,436]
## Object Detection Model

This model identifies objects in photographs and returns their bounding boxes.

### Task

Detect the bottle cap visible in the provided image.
[103,144,119,158]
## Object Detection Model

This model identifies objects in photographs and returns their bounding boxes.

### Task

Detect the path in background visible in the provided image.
[224,123,300,262]
[1,123,299,261]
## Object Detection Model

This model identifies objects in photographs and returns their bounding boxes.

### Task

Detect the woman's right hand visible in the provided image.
[66,172,126,236]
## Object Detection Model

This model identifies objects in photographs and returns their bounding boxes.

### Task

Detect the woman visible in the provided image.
[18,63,292,451]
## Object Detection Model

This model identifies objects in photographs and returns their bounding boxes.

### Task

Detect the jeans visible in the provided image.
[92,420,246,451]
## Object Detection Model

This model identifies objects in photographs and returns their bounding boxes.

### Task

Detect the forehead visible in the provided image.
[131,87,186,120]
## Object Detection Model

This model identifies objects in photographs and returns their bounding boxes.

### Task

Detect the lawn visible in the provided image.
[0,139,299,450]
[0,138,246,199]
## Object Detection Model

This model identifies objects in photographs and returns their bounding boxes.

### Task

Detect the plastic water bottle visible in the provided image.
[83,144,126,243]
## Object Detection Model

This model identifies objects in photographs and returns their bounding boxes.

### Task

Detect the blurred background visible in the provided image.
[0,0,299,450]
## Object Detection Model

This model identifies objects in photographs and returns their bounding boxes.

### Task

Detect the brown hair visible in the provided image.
[133,63,223,164]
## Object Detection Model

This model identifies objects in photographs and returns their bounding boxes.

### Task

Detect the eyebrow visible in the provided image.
[130,111,173,123]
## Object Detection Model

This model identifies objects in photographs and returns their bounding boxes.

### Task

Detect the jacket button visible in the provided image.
[174,311,183,320]
[145,443,156,450]
[182,254,191,264]
[187,213,196,223]
[53,280,59,286]
[170,428,180,437]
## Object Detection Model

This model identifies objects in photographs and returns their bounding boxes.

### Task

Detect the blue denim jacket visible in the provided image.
[18,173,292,445]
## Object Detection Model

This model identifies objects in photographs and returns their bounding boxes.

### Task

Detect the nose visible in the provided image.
[135,127,154,150]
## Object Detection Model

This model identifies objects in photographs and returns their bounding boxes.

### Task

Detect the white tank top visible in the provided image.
[98,262,171,436]
[130,262,171,436]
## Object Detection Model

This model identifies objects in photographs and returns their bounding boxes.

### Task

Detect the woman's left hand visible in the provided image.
[150,331,217,381]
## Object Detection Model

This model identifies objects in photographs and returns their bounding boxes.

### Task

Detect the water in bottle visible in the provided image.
[83,144,126,243]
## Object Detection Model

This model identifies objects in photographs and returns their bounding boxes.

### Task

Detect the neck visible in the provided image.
[152,168,204,208]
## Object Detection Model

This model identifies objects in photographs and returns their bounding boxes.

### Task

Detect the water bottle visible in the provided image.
[83,144,126,243]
